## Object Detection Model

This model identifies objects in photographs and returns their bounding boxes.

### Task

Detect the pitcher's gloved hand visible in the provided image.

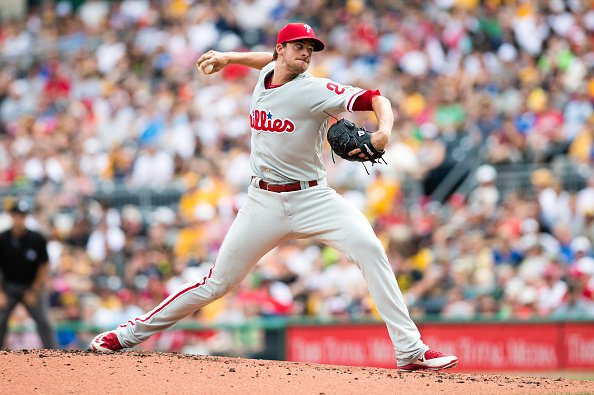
[327,119,385,163]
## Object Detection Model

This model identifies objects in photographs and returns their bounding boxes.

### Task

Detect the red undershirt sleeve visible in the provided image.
[352,89,381,111]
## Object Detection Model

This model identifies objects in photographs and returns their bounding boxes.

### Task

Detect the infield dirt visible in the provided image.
[1,349,593,394]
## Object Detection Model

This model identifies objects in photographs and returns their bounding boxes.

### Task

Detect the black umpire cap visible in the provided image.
[5,198,31,214]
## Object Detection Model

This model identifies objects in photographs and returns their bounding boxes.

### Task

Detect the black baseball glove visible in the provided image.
[327,119,385,164]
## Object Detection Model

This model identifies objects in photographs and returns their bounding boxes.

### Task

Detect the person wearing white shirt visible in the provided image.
[130,145,174,187]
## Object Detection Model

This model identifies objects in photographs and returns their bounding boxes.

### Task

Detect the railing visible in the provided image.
[0,35,103,64]
[0,182,185,211]
[430,143,483,203]
[1,158,590,214]
[431,156,590,203]
[492,160,590,195]
[91,183,186,210]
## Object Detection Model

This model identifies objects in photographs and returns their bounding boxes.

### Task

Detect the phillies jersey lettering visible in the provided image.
[250,61,367,183]
[250,109,295,133]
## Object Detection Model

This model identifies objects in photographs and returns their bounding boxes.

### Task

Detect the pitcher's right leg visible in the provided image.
[91,186,291,351]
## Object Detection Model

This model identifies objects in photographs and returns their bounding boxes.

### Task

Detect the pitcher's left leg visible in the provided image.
[290,187,427,364]
[330,228,428,364]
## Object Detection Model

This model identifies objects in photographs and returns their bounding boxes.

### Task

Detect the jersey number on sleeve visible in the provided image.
[326,82,345,95]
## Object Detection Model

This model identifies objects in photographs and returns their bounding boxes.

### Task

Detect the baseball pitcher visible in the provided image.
[90,23,458,371]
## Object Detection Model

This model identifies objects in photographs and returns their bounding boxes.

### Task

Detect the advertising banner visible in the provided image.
[287,324,396,368]
[562,323,594,369]
[420,323,560,370]
[286,322,594,371]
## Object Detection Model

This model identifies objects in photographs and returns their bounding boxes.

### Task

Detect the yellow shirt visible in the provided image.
[411,248,432,271]
[174,225,207,260]
[402,93,426,118]
[179,176,230,221]
[569,130,593,163]
[366,177,399,220]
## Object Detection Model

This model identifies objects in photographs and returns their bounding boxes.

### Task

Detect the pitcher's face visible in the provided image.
[277,40,315,74]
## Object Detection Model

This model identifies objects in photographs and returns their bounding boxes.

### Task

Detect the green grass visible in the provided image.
[500,371,594,381]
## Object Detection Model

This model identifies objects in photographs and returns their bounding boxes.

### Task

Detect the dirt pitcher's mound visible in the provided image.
[1,350,593,395]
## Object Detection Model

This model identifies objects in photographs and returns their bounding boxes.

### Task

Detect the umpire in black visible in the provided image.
[0,199,55,348]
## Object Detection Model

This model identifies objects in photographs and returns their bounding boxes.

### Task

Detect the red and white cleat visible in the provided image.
[397,349,458,371]
[89,330,124,352]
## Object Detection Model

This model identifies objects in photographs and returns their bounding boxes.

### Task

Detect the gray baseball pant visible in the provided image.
[117,183,428,364]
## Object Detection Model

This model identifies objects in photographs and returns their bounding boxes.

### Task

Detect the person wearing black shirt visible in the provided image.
[0,200,55,348]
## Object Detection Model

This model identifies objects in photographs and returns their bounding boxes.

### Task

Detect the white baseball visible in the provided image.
[203,64,214,74]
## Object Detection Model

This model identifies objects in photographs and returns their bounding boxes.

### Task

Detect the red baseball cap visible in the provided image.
[277,23,325,52]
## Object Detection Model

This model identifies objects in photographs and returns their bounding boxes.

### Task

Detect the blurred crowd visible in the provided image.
[1,0,594,352]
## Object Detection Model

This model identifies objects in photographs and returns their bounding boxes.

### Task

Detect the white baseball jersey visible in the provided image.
[250,61,367,183]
